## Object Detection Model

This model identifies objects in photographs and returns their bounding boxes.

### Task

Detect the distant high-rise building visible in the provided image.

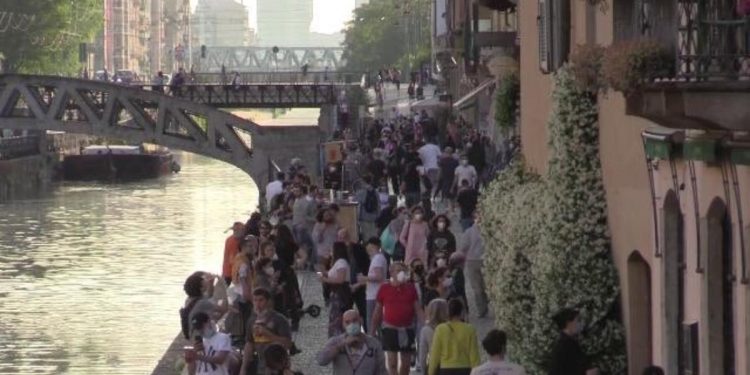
[192,0,253,48]
[256,0,314,47]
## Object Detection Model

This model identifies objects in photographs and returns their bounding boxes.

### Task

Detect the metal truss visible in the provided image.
[193,47,346,72]
[0,74,273,183]
[134,83,349,108]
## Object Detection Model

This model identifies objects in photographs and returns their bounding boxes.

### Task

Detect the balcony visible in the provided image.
[626,0,750,131]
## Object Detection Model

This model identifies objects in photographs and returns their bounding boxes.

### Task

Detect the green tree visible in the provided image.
[0,0,102,74]
[342,0,430,73]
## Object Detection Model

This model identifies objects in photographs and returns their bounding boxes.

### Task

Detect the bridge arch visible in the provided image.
[0,74,275,189]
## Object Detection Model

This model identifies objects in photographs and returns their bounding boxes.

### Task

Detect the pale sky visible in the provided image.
[190,0,355,34]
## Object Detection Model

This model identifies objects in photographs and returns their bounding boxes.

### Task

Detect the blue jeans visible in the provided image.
[366,299,376,334]
[293,225,316,268]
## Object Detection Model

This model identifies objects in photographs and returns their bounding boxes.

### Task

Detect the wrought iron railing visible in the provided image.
[0,135,40,160]
[677,0,750,80]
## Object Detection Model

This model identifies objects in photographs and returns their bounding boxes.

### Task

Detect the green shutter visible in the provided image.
[730,147,750,165]
[644,138,672,159]
[683,139,717,162]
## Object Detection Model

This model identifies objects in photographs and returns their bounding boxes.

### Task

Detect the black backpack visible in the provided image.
[364,189,378,213]
[179,298,199,339]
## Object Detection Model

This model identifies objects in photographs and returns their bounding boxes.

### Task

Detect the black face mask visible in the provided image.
[414,265,425,275]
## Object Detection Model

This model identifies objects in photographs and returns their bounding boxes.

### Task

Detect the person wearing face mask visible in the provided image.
[370,262,425,375]
[320,242,353,337]
[187,312,233,375]
[453,157,477,192]
[316,309,387,375]
[548,308,599,375]
[426,215,456,267]
[399,206,430,267]
[357,238,388,333]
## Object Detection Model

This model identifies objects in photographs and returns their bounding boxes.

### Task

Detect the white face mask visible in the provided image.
[396,271,408,283]
[264,267,274,276]
[437,222,446,230]
[442,277,453,288]
[413,213,423,221]
[436,258,447,268]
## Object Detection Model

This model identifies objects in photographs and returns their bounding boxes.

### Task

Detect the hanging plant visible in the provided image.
[602,39,673,95]
[494,73,520,130]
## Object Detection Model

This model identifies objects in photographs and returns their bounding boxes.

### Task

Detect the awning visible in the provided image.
[453,78,495,110]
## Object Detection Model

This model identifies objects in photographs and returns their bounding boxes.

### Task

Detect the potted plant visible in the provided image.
[601,39,674,95]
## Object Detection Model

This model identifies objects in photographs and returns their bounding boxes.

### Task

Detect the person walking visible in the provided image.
[312,208,340,272]
[357,237,388,332]
[370,262,424,375]
[470,329,525,375]
[427,299,480,375]
[547,308,599,375]
[399,206,430,267]
[357,176,381,242]
[417,140,441,197]
[316,309,388,375]
[320,242,353,337]
[459,214,489,318]
[418,298,448,374]
[291,185,316,269]
[426,215,456,268]
[266,173,285,212]
[240,288,293,375]
[456,180,479,231]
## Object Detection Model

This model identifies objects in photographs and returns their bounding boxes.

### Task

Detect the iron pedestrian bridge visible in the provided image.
[0,74,322,186]
[193,46,345,72]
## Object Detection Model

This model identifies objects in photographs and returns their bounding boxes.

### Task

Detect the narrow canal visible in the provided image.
[0,153,258,374]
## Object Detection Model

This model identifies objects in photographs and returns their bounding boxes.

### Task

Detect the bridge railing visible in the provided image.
[190,71,367,85]
[0,135,41,160]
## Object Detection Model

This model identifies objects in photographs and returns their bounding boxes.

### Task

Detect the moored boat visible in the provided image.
[63,145,179,181]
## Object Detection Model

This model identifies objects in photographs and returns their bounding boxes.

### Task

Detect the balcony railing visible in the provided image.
[0,136,41,161]
[677,0,750,80]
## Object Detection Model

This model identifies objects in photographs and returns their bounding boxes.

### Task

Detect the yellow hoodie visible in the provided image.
[428,320,480,375]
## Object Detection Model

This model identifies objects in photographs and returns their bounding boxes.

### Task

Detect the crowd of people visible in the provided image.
[174,84,665,375]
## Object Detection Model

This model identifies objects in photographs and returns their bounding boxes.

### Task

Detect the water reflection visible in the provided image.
[0,152,257,374]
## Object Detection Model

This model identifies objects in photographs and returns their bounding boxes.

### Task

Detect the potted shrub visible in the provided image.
[602,39,674,95]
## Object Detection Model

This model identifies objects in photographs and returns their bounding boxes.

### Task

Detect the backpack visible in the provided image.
[364,188,378,213]
[179,298,199,340]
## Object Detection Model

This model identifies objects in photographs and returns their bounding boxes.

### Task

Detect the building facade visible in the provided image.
[517,0,750,374]
[192,0,254,48]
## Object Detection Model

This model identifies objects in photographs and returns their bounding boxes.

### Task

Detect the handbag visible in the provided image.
[380,227,396,255]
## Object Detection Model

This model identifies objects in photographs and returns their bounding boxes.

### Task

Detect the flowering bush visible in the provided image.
[479,67,626,374]
[602,39,673,95]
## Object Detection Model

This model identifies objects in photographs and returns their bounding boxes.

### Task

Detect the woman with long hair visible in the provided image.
[318,241,351,337]
[426,214,456,267]
[418,298,449,374]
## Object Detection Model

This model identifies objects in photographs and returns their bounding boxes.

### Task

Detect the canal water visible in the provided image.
[0,153,258,374]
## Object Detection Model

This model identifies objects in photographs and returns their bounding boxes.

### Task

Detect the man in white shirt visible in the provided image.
[471,329,525,375]
[188,312,233,375]
[418,141,441,194]
[265,172,285,211]
[358,238,388,333]
[454,157,478,189]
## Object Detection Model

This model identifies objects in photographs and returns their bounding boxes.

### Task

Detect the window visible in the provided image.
[538,0,570,74]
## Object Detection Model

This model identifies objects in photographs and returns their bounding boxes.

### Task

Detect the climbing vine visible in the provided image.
[479,66,626,374]
[494,73,520,130]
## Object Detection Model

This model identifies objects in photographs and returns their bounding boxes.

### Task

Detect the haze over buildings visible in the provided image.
[192,0,255,47]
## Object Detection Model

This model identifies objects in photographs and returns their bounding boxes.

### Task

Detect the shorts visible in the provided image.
[381,327,415,352]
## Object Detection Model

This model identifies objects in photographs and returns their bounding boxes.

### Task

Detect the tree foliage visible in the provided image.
[0,0,102,74]
[341,0,430,73]
[479,66,626,374]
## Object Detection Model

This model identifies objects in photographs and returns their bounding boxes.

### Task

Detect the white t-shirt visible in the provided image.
[328,258,350,280]
[470,360,526,375]
[265,180,283,203]
[196,332,232,375]
[454,164,477,187]
[366,252,388,300]
[418,143,441,170]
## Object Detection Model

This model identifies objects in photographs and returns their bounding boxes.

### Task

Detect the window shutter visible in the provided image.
[538,0,552,73]
[551,0,571,70]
